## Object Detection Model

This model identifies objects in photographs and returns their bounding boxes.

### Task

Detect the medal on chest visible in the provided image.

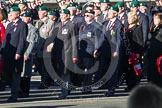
[62,28,68,34]
[87,32,92,38]
[13,23,18,32]
[14,27,17,32]
[109,23,115,30]
[42,26,49,33]
[111,30,115,36]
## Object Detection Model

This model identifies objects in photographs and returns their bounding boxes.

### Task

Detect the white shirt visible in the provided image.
[102,11,108,19]
[86,19,94,25]
[118,12,125,20]
[109,17,116,26]
[12,18,19,24]
[106,17,116,30]
[70,15,74,21]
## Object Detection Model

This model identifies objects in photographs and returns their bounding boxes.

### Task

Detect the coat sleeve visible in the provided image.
[71,24,78,58]
[48,22,55,38]
[16,22,28,55]
[115,23,123,52]
[24,28,38,56]
[141,15,149,44]
[95,24,103,50]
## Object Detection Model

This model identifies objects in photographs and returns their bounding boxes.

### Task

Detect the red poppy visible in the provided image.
[123,27,127,33]
[14,23,18,27]
[111,23,115,27]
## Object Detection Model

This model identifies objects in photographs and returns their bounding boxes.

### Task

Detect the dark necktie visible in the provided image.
[82,23,88,31]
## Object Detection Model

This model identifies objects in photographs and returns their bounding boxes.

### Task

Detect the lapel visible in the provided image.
[113,19,120,29]
[58,20,70,35]
[98,14,104,23]
[109,19,117,30]
[130,24,138,31]
[87,20,96,30]
[62,20,70,28]
[43,18,48,25]
[6,23,15,33]
[72,16,77,23]
[7,19,21,33]
[104,20,109,31]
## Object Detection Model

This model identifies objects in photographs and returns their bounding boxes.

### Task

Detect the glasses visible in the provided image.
[84,15,91,17]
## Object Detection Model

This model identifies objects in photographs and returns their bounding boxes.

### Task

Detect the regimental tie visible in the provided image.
[82,23,88,31]
[106,20,112,31]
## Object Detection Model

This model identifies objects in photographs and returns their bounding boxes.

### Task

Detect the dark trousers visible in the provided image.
[20,77,31,95]
[125,65,140,89]
[77,57,95,87]
[35,57,53,87]
[2,54,22,98]
[61,73,70,96]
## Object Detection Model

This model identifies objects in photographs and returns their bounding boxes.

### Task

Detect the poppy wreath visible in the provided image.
[156,56,162,75]
[128,52,142,76]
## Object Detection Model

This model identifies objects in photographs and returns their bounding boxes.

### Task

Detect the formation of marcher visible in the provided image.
[0,0,162,102]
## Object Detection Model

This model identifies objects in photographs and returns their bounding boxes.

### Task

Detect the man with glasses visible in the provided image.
[78,9,102,93]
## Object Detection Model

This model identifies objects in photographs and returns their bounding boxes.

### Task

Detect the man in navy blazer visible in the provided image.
[102,5,123,96]
[1,6,28,102]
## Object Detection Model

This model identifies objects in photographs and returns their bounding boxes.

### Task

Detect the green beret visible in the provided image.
[100,0,110,3]
[59,9,70,14]
[85,9,95,15]
[109,6,119,12]
[48,11,57,16]
[77,5,82,10]
[38,5,48,11]
[67,2,77,8]
[130,1,140,7]
[140,2,147,7]
[10,6,20,12]
[21,11,31,17]
[115,2,124,7]
[19,0,27,6]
